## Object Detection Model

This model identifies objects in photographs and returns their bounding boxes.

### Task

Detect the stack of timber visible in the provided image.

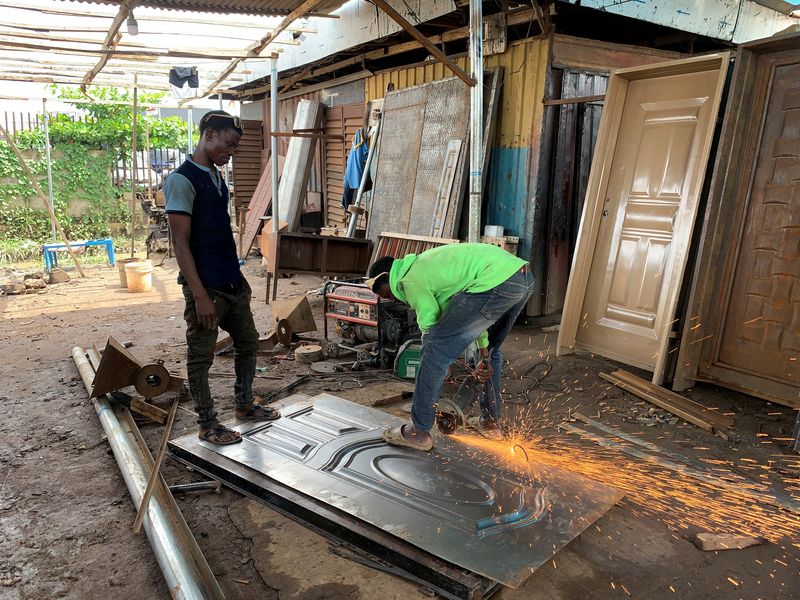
[600,369,734,440]
[370,232,459,265]
[239,156,285,259]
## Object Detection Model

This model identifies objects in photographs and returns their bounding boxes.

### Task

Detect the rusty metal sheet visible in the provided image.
[367,88,428,238]
[408,77,470,237]
[564,0,795,43]
[169,394,622,589]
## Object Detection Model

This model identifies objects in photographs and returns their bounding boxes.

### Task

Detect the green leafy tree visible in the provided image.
[0,86,193,260]
[52,85,189,154]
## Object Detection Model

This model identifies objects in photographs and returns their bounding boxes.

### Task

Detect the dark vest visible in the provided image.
[175,160,241,288]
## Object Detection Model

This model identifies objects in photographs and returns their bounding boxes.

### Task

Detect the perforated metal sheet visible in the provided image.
[169,394,622,588]
[408,78,470,236]
[368,78,470,241]
[367,89,428,238]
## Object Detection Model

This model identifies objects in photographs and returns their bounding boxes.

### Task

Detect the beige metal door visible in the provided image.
[558,55,729,382]
[578,70,720,367]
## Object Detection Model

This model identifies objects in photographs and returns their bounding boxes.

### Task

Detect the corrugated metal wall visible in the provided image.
[364,38,549,257]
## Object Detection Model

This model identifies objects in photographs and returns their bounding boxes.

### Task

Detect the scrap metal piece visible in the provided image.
[134,363,171,397]
[311,361,340,374]
[91,336,142,397]
[92,336,183,399]
[169,394,622,590]
[276,319,293,346]
[73,347,224,599]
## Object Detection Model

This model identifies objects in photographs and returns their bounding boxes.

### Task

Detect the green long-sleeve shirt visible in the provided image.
[388,243,527,348]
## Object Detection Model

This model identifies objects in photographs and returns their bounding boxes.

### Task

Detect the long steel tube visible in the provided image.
[468,0,483,242]
[468,0,484,243]
[71,347,224,600]
[271,55,279,233]
[345,112,382,238]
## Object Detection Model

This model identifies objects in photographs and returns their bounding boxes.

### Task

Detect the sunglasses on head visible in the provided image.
[201,113,241,129]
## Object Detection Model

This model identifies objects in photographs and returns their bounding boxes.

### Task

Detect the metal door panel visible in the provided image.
[674,41,799,406]
[171,394,621,589]
[712,61,800,385]
[543,70,608,315]
[576,69,720,369]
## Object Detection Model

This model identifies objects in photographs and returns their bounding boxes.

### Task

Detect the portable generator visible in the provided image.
[322,280,420,370]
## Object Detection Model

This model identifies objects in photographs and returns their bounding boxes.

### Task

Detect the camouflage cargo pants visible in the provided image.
[182,277,259,427]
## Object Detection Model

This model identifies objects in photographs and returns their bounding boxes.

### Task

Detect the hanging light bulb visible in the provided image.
[126,10,139,36]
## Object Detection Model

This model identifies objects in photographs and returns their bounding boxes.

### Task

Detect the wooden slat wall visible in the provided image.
[324,103,364,228]
[231,119,263,210]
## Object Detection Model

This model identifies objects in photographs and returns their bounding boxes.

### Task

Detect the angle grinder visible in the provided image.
[435,355,493,434]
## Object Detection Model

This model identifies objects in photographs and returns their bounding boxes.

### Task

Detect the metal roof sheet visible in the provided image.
[70,0,347,17]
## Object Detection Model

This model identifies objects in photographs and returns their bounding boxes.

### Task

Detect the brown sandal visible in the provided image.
[235,403,281,421]
[199,423,242,445]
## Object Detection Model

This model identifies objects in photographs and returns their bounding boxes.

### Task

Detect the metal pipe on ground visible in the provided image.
[71,347,224,600]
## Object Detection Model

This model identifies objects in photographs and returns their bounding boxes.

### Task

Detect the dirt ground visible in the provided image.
[1,258,798,600]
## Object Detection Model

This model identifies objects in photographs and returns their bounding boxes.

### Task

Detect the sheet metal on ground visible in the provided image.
[169,394,622,589]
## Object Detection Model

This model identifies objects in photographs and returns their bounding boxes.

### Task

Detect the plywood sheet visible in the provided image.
[277,99,324,231]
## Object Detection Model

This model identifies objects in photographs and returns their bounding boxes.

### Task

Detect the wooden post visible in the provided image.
[132,395,179,534]
[145,124,153,202]
[370,0,475,87]
[0,123,86,277]
[130,74,138,258]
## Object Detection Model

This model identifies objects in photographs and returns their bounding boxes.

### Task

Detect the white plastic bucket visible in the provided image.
[117,258,139,288]
[125,260,153,293]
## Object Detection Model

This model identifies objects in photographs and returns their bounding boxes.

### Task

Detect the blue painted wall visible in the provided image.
[485,146,530,258]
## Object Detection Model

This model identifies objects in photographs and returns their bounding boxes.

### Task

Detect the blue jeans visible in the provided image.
[411,270,534,431]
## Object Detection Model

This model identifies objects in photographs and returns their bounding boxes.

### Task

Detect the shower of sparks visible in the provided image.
[449,414,800,545]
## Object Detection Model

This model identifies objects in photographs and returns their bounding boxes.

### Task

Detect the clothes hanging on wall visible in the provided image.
[169,67,199,98]
[342,128,369,210]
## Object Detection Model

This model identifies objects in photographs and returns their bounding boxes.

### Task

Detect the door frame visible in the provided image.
[556,53,730,384]
[673,34,800,408]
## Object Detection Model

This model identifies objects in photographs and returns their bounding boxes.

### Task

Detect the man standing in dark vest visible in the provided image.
[165,110,279,445]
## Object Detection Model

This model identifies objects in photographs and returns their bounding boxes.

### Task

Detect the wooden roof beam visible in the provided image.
[241,7,537,97]
[187,0,328,103]
[81,0,140,94]
[368,0,474,86]
[0,38,254,60]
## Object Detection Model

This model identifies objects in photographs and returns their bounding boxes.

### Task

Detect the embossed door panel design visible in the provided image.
[579,72,719,367]
[676,37,800,407]
[715,63,800,384]
[170,395,622,588]
[559,55,729,384]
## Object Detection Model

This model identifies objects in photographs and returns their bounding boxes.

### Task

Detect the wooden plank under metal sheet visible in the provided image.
[557,53,730,385]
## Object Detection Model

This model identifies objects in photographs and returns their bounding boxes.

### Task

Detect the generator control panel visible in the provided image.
[325,285,379,326]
